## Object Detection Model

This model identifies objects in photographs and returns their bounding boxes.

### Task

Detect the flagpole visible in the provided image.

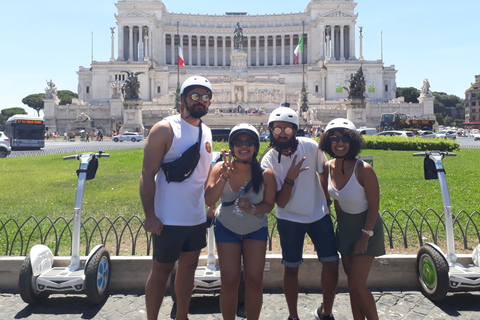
[175,22,181,111]
[302,21,305,82]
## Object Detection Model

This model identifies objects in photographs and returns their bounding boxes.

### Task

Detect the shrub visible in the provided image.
[363,136,459,151]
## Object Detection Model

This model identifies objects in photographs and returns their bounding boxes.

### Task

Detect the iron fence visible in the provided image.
[1,209,479,257]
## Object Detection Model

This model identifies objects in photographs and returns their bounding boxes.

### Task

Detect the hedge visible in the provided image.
[363,136,459,151]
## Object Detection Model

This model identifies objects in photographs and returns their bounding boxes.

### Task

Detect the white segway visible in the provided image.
[169,152,245,313]
[414,151,480,301]
[18,151,111,305]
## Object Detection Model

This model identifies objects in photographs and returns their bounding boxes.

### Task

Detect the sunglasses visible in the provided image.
[189,93,210,102]
[272,126,293,135]
[233,139,255,147]
[329,135,351,144]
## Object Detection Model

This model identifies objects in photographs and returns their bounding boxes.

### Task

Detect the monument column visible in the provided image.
[256,36,260,66]
[264,36,268,66]
[197,35,201,66]
[128,26,134,61]
[214,36,218,66]
[281,35,285,65]
[163,33,167,64]
[188,35,193,65]
[289,34,293,65]
[247,36,251,66]
[205,36,210,66]
[340,25,345,61]
[319,25,325,60]
[118,25,124,61]
[222,36,226,66]
[330,25,335,61]
[349,23,356,60]
[138,26,144,60]
[273,35,277,66]
[171,34,175,65]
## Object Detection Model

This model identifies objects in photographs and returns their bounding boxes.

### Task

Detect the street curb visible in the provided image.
[1,254,473,293]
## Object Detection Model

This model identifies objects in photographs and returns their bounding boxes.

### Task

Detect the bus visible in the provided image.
[5,115,45,150]
[380,112,435,132]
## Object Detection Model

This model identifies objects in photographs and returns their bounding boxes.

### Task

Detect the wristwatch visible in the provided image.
[362,229,374,237]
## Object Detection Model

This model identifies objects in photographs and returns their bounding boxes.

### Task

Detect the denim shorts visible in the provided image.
[214,219,268,243]
[277,215,339,267]
[152,223,206,263]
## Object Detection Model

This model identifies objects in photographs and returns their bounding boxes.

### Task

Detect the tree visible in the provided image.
[0,107,27,131]
[22,93,44,117]
[57,90,78,105]
[396,87,419,103]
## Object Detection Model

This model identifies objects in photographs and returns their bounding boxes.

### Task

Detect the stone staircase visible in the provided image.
[202,112,270,128]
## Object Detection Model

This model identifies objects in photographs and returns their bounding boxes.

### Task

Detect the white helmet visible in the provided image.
[180,75,213,96]
[229,123,260,157]
[325,118,356,133]
[268,107,299,126]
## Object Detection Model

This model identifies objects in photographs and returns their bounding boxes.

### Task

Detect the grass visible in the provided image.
[1,143,479,255]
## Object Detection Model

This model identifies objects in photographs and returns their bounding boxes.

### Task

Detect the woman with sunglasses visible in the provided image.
[205,123,276,320]
[319,118,385,320]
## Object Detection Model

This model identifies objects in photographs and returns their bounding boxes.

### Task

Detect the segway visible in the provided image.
[170,151,245,312]
[414,151,480,301]
[19,151,111,305]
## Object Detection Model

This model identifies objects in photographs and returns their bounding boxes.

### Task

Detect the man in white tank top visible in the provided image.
[140,76,213,320]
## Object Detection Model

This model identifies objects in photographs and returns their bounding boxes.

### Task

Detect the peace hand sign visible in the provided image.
[286,154,309,181]
[220,149,234,179]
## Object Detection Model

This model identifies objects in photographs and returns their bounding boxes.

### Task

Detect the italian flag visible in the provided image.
[294,35,303,66]
[178,40,185,67]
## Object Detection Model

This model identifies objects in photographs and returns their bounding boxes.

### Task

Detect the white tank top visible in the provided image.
[154,115,213,226]
[328,159,369,214]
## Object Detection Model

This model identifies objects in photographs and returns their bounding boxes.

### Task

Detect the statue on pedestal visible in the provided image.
[121,71,144,100]
[45,79,58,99]
[234,22,244,50]
[420,78,432,96]
[343,66,366,100]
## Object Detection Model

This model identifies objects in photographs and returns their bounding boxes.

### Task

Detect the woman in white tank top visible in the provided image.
[319,118,385,320]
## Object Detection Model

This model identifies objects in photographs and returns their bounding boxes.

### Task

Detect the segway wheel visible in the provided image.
[18,254,49,304]
[416,245,449,301]
[170,262,178,303]
[85,247,111,304]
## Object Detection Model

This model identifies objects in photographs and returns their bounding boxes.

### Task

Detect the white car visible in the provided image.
[435,130,456,139]
[418,130,436,138]
[375,131,415,138]
[112,132,143,142]
[0,131,12,158]
[472,132,480,141]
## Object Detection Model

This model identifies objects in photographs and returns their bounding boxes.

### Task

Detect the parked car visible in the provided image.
[417,130,436,138]
[211,128,231,142]
[296,128,310,138]
[435,130,456,139]
[0,131,12,158]
[259,131,270,142]
[356,128,377,136]
[112,132,143,142]
[374,131,415,138]
[472,132,480,141]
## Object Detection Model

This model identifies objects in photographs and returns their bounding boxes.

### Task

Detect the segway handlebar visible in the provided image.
[63,151,110,160]
[413,151,456,157]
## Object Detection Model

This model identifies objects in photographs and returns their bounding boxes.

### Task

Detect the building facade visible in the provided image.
[44,0,434,134]
[464,75,480,123]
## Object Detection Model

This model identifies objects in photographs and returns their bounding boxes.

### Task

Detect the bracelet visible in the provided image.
[249,204,256,215]
[219,174,229,182]
[284,177,294,186]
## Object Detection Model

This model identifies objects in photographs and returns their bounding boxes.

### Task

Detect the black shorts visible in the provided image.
[152,223,207,263]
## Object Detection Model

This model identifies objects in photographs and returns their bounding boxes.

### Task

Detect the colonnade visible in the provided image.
[115,23,356,64]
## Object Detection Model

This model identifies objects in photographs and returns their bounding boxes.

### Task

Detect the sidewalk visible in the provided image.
[1,290,480,319]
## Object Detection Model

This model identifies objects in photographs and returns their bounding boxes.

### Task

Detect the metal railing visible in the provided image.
[1,209,479,257]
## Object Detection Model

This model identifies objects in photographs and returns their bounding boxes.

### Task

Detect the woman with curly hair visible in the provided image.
[319,118,385,320]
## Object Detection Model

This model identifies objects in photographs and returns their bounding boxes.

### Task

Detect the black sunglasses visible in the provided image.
[329,135,351,143]
[233,139,255,147]
[189,93,210,102]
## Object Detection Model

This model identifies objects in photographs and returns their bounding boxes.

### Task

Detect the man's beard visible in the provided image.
[270,134,297,150]
[186,103,208,119]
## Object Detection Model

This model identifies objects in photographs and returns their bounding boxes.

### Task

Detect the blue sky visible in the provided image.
[1,0,478,115]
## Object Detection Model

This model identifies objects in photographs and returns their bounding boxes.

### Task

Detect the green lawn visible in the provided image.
[1,143,479,255]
